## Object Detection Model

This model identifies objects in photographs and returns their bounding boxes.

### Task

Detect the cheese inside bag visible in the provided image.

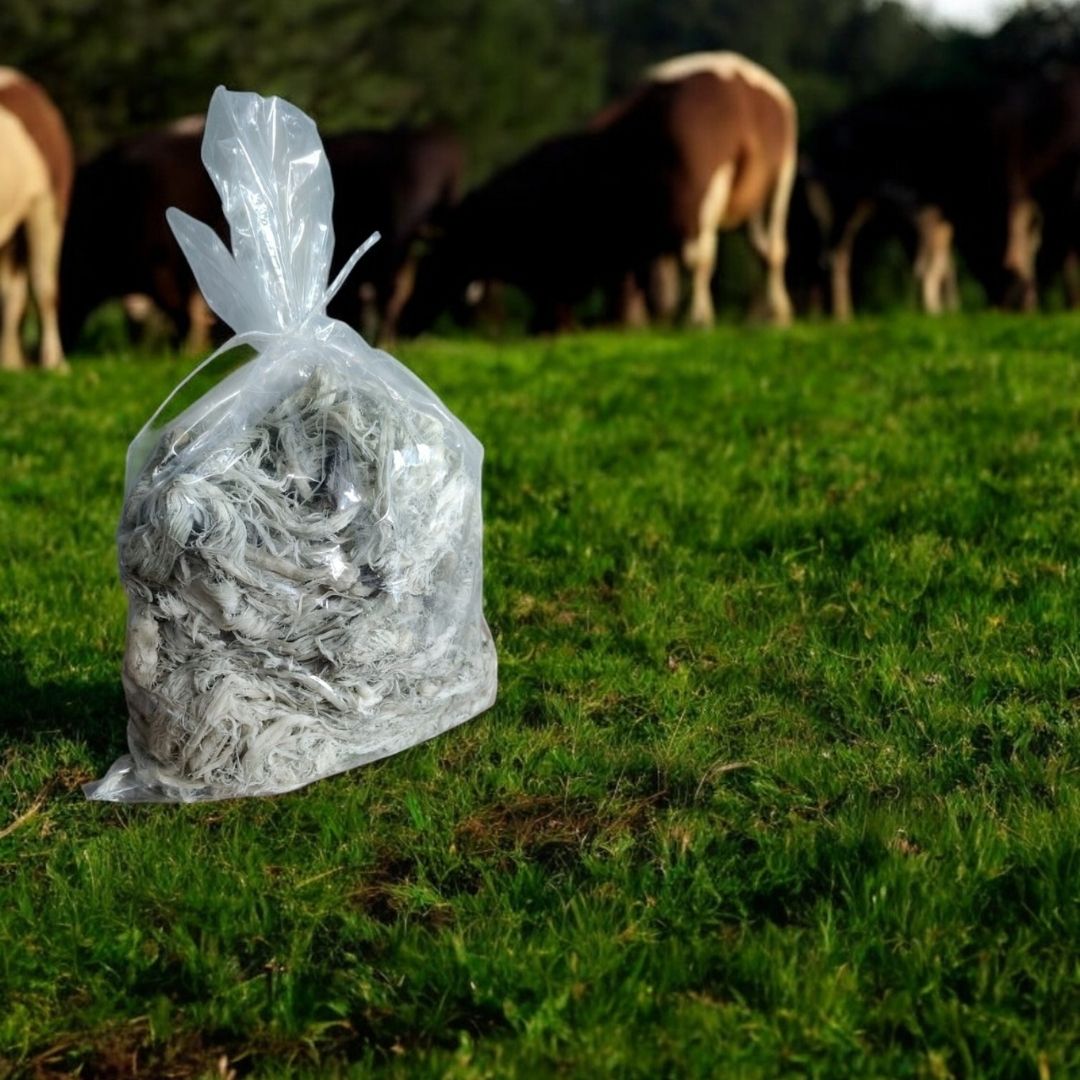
[86,87,497,802]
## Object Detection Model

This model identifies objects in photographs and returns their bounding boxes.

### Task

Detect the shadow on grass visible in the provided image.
[0,646,126,760]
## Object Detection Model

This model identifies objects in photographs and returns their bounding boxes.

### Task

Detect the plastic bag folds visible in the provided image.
[85,87,497,802]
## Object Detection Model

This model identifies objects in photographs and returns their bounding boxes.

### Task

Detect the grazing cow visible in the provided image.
[803,86,987,319]
[623,53,798,327]
[808,70,1080,317]
[992,69,1080,310]
[60,119,218,353]
[0,69,74,370]
[60,122,464,350]
[402,51,798,333]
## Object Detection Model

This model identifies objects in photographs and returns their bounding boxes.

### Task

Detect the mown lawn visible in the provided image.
[0,316,1078,1078]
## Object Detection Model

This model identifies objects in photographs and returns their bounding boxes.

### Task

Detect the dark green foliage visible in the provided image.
[0,316,1078,1076]
[578,0,951,132]
[984,1,1080,74]
[0,0,605,174]
[1,0,1056,171]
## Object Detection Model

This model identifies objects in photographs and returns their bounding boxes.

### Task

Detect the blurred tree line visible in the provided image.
[7,0,1080,175]
[7,0,1080,320]
[1,0,605,173]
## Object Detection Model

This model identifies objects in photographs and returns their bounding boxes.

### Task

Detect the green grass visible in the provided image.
[0,315,1078,1078]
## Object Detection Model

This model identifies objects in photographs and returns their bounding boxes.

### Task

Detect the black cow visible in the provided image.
[323,127,464,338]
[60,121,464,350]
[994,68,1080,309]
[803,85,993,318]
[60,121,215,352]
[806,69,1080,317]
[401,128,654,334]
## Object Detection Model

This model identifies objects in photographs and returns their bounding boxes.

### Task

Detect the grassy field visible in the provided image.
[0,316,1078,1078]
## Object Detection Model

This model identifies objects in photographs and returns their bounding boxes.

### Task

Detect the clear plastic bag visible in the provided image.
[85,87,497,802]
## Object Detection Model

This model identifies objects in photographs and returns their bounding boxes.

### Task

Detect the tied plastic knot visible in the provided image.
[232,226,381,349]
[209,227,381,354]
[296,228,382,336]
[125,230,380,494]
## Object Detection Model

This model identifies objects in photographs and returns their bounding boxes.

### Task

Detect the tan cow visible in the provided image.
[606,52,798,327]
[0,69,73,371]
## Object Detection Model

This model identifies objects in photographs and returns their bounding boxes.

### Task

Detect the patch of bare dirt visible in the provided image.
[19,1022,242,1080]
[454,790,662,866]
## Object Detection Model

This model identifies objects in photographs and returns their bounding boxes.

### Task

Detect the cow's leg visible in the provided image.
[1064,251,1080,309]
[684,163,734,328]
[759,147,797,326]
[183,291,214,353]
[747,210,770,262]
[619,272,649,328]
[359,282,380,342]
[830,247,854,322]
[24,195,66,370]
[745,210,773,322]
[829,201,874,322]
[914,207,955,315]
[801,178,833,317]
[650,256,681,323]
[0,239,28,372]
[379,258,418,344]
[943,251,961,312]
[1004,198,1043,311]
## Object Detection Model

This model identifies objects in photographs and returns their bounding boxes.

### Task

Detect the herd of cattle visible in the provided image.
[3,52,1080,368]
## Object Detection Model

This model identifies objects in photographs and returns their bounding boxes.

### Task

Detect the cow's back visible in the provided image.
[65,130,218,279]
[325,127,464,250]
[391,128,465,237]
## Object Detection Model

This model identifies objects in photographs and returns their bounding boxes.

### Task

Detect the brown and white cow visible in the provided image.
[0,69,73,371]
[631,52,797,327]
[402,51,798,333]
